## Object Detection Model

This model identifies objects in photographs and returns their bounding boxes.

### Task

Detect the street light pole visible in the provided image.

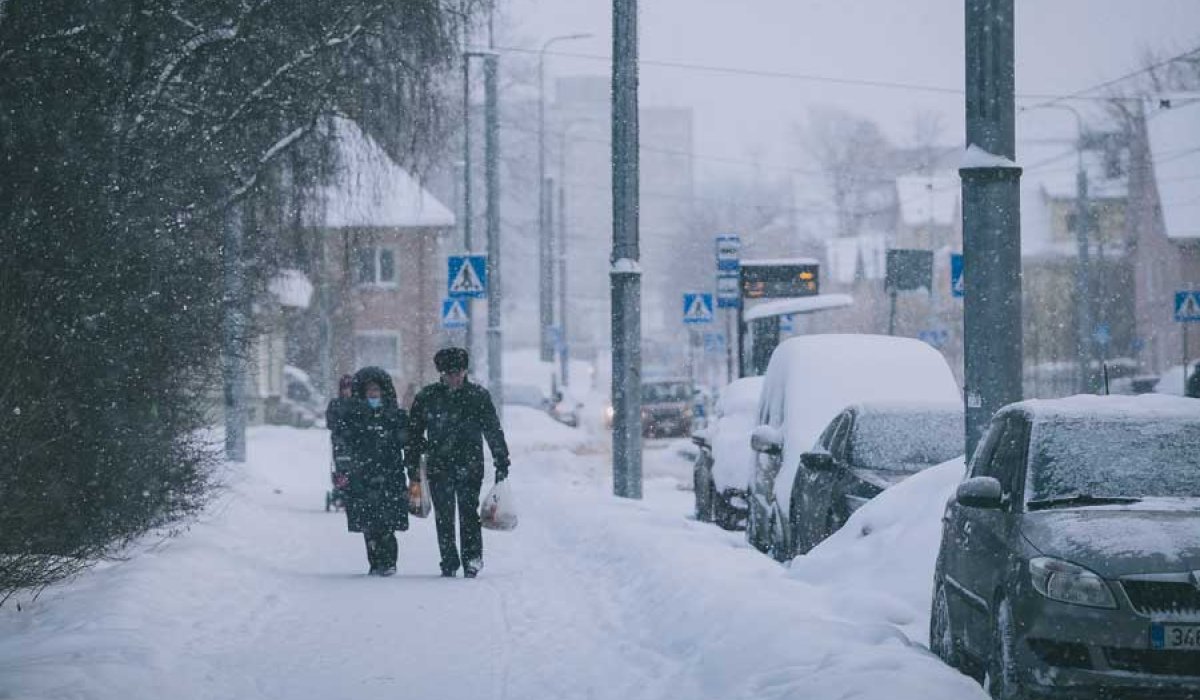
[538,32,592,362]
[962,0,1023,456]
[461,54,475,359]
[611,0,642,499]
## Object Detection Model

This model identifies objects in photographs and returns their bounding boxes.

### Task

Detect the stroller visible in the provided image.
[325,458,350,512]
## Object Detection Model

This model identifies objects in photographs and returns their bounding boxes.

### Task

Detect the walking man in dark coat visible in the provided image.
[343,367,409,576]
[406,347,510,578]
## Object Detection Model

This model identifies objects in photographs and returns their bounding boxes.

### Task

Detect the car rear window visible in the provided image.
[1028,418,1200,501]
[850,410,963,471]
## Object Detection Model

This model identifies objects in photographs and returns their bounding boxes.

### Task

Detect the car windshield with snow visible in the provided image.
[932,395,1200,699]
[1026,417,1200,505]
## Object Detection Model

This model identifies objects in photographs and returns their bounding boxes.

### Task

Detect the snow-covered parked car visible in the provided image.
[693,376,764,529]
[931,394,1200,699]
[746,334,960,561]
[791,400,963,553]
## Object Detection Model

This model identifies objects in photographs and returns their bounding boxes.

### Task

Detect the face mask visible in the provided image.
[367,397,382,409]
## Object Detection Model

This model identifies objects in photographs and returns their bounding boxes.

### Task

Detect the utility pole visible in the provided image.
[611,0,642,499]
[962,0,1023,456]
[483,52,503,418]
[222,202,247,462]
[558,180,570,387]
[461,55,475,360]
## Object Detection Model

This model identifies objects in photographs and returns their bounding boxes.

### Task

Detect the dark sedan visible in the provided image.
[790,401,963,555]
[931,395,1200,699]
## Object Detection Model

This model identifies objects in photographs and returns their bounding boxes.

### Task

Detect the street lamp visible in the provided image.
[538,32,592,362]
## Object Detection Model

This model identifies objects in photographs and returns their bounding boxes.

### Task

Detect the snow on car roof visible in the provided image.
[845,399,963,416]
[1008,394,1199,422]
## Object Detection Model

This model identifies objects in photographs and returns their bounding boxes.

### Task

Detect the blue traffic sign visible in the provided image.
[683,292,715,325]
[441,298,469,329]
[702,331,725,353]
[950,253,964,299]
[716,276,740,309]
[448,255,487,299]
[1175,291,1200,322]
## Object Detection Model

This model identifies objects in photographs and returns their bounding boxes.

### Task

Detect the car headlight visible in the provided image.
[604,405,614,420]
[1029,557,1116,609]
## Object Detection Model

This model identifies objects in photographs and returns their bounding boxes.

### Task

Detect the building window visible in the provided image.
[354,332,400,371]
[354,246,397,286]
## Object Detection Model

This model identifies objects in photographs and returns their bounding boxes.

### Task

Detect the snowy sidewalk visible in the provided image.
[0,413,984,700]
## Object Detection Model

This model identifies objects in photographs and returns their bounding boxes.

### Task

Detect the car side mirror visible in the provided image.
[750,425,783,456]
[956,476,1004,509]
[800,452,836,472]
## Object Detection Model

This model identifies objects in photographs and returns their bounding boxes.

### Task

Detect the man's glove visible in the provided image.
[495,463,509,483]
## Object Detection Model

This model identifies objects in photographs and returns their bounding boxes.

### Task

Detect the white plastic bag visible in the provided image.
[480,481,518,531]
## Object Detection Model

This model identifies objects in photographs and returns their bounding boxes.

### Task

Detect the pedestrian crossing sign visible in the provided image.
[441,298,469,329]
[683,292,715,325]
[1175,291,1200,322]
[448,255,487,299]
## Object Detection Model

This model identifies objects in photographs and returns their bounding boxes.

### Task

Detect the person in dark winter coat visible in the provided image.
[1187,362,1200,399]
[342,367,409,576]
[406,347,510,578]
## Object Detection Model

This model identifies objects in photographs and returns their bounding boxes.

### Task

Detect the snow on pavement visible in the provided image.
[0,409,984,700]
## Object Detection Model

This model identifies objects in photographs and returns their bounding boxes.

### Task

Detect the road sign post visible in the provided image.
[448,255,488,298]
[1174,291,1200,394]
[442,298,470,330]
[950,253,964,299]
[715,234,741,383]
[683,292,715,325]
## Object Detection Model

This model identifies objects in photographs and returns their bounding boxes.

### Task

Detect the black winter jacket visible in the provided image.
[406,379,509,477]
[342,367,409,533]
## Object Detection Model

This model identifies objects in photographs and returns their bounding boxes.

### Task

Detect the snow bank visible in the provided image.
[528,458,985,700]
[503,405,591,452]
[787,458,966,643]
[711,377,764,492]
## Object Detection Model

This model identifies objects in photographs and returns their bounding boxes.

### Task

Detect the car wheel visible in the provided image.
[767,507,791,562]
[711,486,731,530]
[930,581,962,670]
[983,597,1021,700]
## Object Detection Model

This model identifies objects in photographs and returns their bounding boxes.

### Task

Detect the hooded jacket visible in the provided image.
[341,367,409,533]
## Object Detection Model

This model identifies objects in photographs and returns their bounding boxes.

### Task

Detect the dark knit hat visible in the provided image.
[434,347,469,373]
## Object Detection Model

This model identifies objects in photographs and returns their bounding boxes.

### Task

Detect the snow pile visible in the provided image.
[503,405,592,452]
[787,458,967,643]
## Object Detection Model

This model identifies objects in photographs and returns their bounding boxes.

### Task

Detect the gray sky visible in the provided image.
[497,0,1200,180]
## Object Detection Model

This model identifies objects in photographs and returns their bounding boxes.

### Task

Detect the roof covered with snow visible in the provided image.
[895,174,959,228]
[1009,393,1200,421]
[306,117,455,231]
[1147,103,1200,239]
[743,293,854,321]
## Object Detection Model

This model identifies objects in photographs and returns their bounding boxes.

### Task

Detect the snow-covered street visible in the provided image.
[0,409,985,700]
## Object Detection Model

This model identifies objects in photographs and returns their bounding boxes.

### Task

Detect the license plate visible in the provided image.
[1151,623,1200,650]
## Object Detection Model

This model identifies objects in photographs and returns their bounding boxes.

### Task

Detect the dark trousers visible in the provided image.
[428,468,483,573]
[363,529,397,571]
